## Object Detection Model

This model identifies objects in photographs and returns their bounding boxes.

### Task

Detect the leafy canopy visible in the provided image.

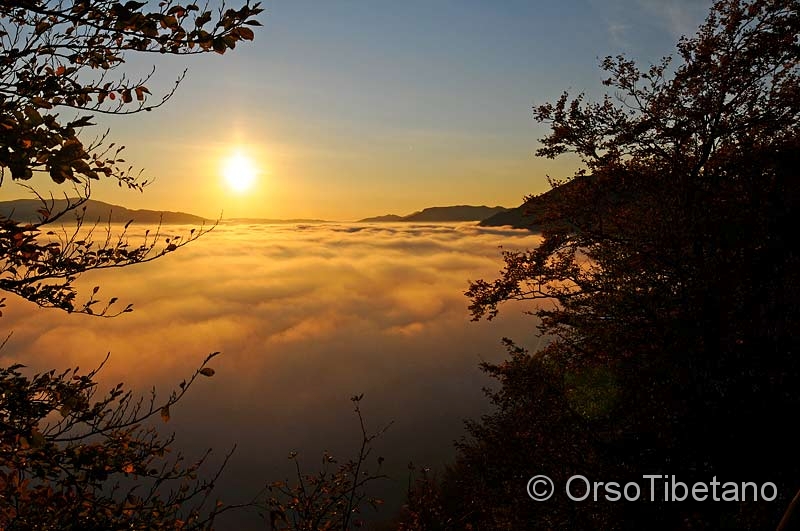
[1,1,262,529]
[0,0,262,315]
[423,0,800,528]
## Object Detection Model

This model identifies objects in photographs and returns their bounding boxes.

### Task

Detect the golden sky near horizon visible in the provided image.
[1,1,712,221]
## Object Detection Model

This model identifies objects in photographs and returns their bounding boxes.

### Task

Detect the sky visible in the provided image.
[4,0,712,220]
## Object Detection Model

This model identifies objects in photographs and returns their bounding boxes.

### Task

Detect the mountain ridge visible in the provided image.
[1,199,513,225]
[0,199,208,224]
[359,205,508,223]
[480,176,596,230]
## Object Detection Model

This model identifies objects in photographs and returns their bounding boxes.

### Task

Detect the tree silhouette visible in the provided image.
[409,0,800,528]
[0,351,243,530]
[0,0,261,314]
[0,1,262,528]
[262,395,391,531]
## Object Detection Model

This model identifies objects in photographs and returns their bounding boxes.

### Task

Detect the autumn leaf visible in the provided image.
[237,27,255,41]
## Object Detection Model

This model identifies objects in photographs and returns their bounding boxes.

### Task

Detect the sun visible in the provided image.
[222,152,257,193]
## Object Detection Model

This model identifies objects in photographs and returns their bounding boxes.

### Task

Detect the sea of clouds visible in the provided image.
[1,221,545,526]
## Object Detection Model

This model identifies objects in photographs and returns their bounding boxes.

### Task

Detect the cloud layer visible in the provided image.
[1,222,544,527]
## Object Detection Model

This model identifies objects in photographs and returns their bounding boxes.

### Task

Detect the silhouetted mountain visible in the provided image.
[479,198,547,230]
[222,218,331,224]
[360,205,508,223]
[359,214,405,222]
[480,179,589,230]
[1,199,512,226]
[0,199,208,224]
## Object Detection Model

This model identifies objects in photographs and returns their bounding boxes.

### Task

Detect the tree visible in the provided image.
[0,0,261,315]
[0,350,242,530]
[262,395,391,531]
[0,1,262,528]
[415,0,799,528]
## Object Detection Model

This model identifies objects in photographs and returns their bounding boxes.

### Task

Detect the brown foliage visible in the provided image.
[430,0,800,528]
[262,395,391,530]
[0,350,236,530]
[0,1,263,528]
[0,0,262,313]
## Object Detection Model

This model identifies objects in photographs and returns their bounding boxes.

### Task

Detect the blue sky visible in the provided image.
[12,0,713,219]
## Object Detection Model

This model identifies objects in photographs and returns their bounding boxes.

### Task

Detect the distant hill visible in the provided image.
[0,199,208,224]
[480,177,594,230]
[360,205,508,223]
[0,199,513,226]
[359,214,405,222]
[222,218,330,224]
[479,197,548,230]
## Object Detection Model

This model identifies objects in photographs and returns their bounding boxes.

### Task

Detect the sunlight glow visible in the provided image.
[223,152,257,193]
